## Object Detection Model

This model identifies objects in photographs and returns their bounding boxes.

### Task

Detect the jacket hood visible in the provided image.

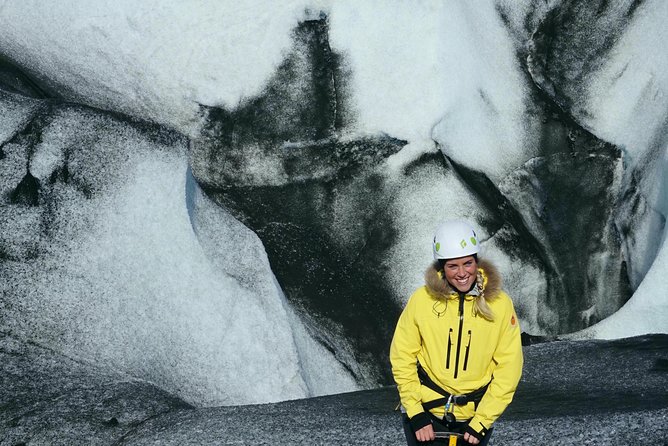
[424,258,502,302]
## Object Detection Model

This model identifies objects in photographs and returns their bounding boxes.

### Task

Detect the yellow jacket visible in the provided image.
[390,259,523,435]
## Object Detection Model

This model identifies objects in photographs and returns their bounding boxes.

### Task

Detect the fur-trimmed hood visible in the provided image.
[424,258,502,302]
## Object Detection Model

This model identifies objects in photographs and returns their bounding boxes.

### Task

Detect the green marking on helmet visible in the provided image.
[471,237,477,246]
[460,239,467,248]
[435,242,441,252]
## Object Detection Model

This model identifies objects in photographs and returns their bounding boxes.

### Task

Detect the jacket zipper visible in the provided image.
[446,328,453,369]
[463,330,472,371]
[453,293,465,379]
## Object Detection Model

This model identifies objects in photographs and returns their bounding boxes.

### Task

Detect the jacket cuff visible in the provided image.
[466,418,490,440]
[408,412,432,432]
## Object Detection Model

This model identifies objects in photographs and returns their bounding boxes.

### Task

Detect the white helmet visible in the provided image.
[433,220,480,260]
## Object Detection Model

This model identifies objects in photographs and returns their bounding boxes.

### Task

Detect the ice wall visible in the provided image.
[512,0,668,338]
[2,0,667,407]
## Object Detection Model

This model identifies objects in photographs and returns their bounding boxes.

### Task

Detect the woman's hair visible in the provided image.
[473,267,494,321]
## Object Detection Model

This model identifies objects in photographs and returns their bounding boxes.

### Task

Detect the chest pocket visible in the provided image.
[461,319,497,378]
[463,330,472,371]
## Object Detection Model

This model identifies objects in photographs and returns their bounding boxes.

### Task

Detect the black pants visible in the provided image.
[402,413,493,446]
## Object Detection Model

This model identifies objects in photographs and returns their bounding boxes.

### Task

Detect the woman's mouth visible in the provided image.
[456,277,470,285]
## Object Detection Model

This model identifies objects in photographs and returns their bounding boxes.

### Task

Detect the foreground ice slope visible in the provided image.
[0,91,357,406]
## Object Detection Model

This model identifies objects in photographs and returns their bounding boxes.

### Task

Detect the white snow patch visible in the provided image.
[328,1,450,142]
[382,161,487,304]
[0,0,311,136]
[585,0,668,157]
[0,91,41,142]
[428,1,531,180]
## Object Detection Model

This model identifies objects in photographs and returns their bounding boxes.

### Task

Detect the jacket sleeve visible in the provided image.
[389,293,425,419]
[468,294,523,434]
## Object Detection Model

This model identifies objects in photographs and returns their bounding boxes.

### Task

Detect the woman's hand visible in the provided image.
[415,424,435,442]
[463,431,480,444]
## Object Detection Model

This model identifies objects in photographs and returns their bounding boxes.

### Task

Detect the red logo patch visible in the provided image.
[510,315,517,326]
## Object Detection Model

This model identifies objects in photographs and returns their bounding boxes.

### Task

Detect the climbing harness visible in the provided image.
[417,362,490,416]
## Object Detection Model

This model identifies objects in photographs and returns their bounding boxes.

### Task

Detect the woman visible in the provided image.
[390,220,523,445]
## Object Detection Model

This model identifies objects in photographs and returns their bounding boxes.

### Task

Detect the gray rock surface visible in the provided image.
[2,332,666,445]
[0,331,192,445]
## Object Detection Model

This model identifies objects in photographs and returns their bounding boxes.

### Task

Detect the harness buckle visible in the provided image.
[444,394,456,423]
[452,394,469,405]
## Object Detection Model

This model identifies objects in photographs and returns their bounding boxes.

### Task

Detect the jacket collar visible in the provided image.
[424,258,502,301]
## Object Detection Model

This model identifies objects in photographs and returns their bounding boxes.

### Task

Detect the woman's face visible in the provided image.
[443,255,478,292]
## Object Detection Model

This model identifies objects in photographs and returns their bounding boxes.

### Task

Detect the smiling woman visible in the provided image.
[443,257,478,293]
[390,220,523,445]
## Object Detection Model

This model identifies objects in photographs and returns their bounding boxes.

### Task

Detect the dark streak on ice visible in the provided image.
[527,0,646,119]
[0,54,49,99]
[9,169,40,206]
[190,15,410,385]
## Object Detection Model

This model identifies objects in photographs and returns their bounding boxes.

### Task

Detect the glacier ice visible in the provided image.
[1,0,667,409]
